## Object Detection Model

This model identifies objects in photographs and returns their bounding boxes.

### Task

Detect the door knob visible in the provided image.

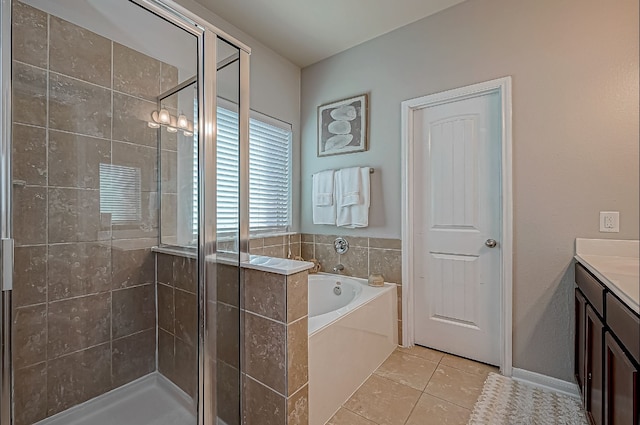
[485,239,497,248]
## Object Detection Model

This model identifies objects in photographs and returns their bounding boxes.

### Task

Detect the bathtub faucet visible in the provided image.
[332,264,344,273]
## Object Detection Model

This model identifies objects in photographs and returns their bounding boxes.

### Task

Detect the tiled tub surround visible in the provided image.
[243,268,311,425]
[249,234,303,259]
[11,2,177,424]
[299,234,403,341]
[249,233,404,342]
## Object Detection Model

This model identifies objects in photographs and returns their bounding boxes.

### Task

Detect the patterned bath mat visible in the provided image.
[468,373,588,425]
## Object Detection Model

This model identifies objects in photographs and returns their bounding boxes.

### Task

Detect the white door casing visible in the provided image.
[401,77,513,374]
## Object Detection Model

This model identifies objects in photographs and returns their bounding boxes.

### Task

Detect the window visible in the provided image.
[193,101,292,236]
[100,163,141,223]
[248,112,292,233]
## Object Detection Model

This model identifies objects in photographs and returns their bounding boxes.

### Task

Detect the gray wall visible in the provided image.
[177,0,303,231]
[300,0,639,381]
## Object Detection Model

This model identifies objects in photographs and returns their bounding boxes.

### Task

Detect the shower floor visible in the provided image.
[35,372,196,425]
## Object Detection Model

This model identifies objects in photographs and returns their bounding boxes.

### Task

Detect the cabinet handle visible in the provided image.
[587,372,592,381]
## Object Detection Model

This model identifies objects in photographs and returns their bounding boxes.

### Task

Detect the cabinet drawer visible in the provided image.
[606,294,640,364]
[576,263,605,317]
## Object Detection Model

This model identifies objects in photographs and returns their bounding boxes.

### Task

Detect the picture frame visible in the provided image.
[317,93,368,157]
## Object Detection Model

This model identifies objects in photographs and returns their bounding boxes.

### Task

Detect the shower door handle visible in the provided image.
[0,239,12,291]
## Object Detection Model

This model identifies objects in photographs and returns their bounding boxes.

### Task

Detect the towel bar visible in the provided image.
[313,167,374,176]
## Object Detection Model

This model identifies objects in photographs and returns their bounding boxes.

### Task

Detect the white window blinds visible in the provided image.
[215,106,240,233]
[249,113,292,233]
[193,102,292,235]
[99,163,141,223]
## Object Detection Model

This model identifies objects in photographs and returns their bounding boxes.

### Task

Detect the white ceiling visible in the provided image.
[194,0,467,67]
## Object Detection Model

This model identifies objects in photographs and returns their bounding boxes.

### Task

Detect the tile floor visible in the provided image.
[327,345,498,425]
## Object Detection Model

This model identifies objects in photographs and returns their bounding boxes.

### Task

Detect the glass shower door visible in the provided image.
[1,1,250,424]
[3,1,208,424]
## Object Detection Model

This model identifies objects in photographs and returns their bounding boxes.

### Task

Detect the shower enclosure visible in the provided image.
[0,0,249,424]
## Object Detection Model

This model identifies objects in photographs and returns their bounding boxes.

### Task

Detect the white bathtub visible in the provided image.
[308,273,397,425]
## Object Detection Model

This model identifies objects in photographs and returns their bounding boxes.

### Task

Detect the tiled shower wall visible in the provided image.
[11,2,177,423]
[155,253,198,398]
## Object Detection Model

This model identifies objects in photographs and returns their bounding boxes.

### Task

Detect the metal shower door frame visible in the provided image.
[0,0,13,423]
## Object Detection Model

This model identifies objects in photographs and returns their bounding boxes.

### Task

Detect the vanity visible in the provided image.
[574,239,639,425]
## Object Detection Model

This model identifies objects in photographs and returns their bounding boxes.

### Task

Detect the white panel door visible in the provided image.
[413,91,501,365]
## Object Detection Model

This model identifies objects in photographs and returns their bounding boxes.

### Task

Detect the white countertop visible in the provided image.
[575,238,639,314]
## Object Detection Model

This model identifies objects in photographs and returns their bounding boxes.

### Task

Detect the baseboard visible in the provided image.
[511,368,580,399]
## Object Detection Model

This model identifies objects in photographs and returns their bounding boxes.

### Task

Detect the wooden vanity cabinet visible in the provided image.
[576,289,587,392]
[604,333,639,425]
[585,304,604,425]
[575,263,640,425]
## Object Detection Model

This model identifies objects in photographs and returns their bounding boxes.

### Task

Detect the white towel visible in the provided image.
[336,167,370,228]
[337,166,361,207]
[312,170,336,225]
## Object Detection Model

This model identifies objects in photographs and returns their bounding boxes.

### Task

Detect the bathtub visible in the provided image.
[308,273,397,425]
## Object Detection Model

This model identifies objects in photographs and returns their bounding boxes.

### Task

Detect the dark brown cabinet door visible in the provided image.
[586,304,604,425]
[604,332,639,425]
[576,289,587,394]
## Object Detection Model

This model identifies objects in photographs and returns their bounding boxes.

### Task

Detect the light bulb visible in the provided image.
[167,126,178,133]
[148,121,160,128]
[183,130,193,136]
[158,108,171,125]
[177,114,189,129]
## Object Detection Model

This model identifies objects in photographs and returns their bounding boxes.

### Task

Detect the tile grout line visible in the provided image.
[14,59,160,105]
[339,405,382,425]
[419,391,475,413]
[401,391,421,425]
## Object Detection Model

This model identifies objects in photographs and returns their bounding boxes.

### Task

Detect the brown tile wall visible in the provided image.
[155,253,199,399]
[242,269,309,425]
[11,3,175,423]
[248,234,302,259]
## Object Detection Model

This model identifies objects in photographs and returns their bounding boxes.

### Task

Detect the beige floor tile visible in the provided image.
[424,365,487,409]
[374,351,438,390]
[396,345,445,363]
[440,354,498,376]
[344,375,421,425]
[405,393,471,425]
[327,408,378,425]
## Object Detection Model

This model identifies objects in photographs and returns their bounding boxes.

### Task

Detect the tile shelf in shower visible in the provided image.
[152,245,197,259]
[242,255,314,275]
[154,246,313,276]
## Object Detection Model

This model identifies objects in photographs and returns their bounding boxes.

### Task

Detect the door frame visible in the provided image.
[400,76,513,375]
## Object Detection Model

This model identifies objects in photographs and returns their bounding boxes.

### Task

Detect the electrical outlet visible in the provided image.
[600,211,619,233]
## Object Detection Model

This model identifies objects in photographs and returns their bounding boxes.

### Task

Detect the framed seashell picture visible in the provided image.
[317,93,368,157]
